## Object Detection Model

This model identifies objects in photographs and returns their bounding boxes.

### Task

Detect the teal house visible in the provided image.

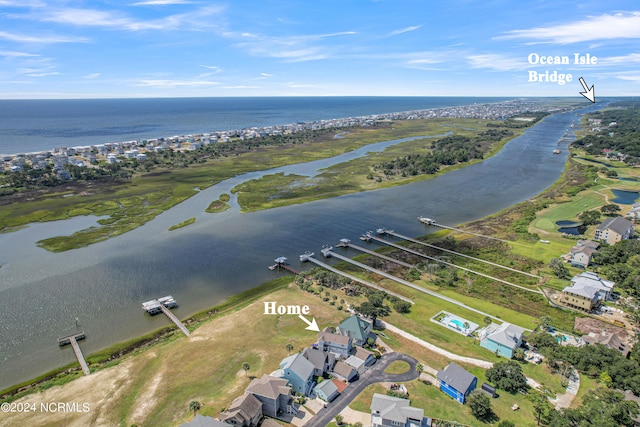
[479,322,525,359]
[337,315,374,346]
[275,353,315,396]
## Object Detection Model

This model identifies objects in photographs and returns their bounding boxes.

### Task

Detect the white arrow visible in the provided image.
[298,314,320,332]
[578,77,595,103]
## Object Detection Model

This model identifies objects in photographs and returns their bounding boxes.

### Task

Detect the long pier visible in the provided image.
[363,232,544,295]
[58,332,90,376]
[301,252,414,304]
[337,238,414,269]
[321,247,506,324]
[419,217,512,244]
[382,229,540,279]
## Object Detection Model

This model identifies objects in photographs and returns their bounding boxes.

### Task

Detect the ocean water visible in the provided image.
[0,96,511,154]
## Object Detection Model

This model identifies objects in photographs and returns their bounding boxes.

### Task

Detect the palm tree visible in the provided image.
[189,400,201,417]
[242,362,250,378]
[416,363,424,374]
[286,343,294,355]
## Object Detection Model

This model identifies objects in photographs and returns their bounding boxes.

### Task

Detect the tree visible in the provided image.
[286,343,294,355]
[416,363,424,374]
[189,400,201,417]
[497,421,516,427]
[548,257,570,279]
[579,210,601,225]
[530,392,551,426]
[467,390,492,420]
[242,362,250,377]
[539,316,553,331]
[486,361,528,393]
[334,414,344,425]
[484,316,492,326]
[393,300,411,313]
[601,204,621,216]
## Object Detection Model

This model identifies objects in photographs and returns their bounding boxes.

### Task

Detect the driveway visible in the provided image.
[304,352,419,427]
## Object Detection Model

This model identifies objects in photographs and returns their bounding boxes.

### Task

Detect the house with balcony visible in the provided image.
[595,217,634,245]
[436,363,477,404]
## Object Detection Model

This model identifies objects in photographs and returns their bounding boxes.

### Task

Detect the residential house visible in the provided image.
[561,282,601,311]
[313,379,339,402]
[594,217,635,245]
[437,363,478,404]
[626,202,640,221]
[370,393,430,427]
[275,353,315,396]
[582,330,629,357]
[337,315,374,346]
[301,348,335,377]
[218,393,262,427]
[564,240,599,268]
[571,272,615,301]
[317,331,352,359]
[479,322,525,359]
[332,361,357,382]
[245,375,296,419]
[354,347,376,366]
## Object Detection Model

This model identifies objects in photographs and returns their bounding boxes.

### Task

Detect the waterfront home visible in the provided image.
[313,379,339,402]
[317,331,353,359]
[564,240,599,268]
[301,347,335,377]
[595,216,635,245]
[570,272,615,301]
[561,282,601,311]
[274,353,315,396]
[332,360,357,382]
[478,322,525,359]
[337,314,374,346]
[436,363,478,404]
[370,393,431,427]
[582,330,629,356]
[218,393,263,427]
[245,375,297,419]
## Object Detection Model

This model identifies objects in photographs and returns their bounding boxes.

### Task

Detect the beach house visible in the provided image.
[436,363,478,404]
[370,393,431,427]
[594,217,634,245]
[479,322,526,359]
[337,315,374,346]
[245,375,297,419]
[274,353,315,396]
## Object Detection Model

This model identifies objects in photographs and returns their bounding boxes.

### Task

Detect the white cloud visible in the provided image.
[467,54,529,71]
[498,12,640,44]
[0,0,45,6]
[137,79,220,87]
[83,73,101,79]
[260,73,273,77]
[222,85,260,89]
[0,50,40,58]
[0,31,86,44]
[615,75,640,82]
[602,53,640,64]
[200,65,222,72]
[388,25,421,37]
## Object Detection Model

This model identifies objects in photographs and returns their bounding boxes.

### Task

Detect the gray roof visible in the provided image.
[370,393,424,423]
[218,393,262,424]
[314,378,339,396]
[437,363,477,393]
[281,353,314,381]
[317,331,351,346]
[333,361,356,379]
[597,216,634,235]
[563,283,600,300]
[246,374,290,399]
[482,322,525,350]
[301,348,328,370]
[571,272,615,292]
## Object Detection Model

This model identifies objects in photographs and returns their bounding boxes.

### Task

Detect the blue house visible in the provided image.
[479,322,525,359]
[276,353,315,396]
[436,363,477,404]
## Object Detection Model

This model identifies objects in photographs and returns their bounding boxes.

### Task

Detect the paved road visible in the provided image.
[304,352,419,427]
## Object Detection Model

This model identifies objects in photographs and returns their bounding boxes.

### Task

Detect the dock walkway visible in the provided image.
[58,332,90,376]
[160,305,190,337]
[337,239,414,269]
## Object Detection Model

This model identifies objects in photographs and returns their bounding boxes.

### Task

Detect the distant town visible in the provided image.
[1,99,567,178]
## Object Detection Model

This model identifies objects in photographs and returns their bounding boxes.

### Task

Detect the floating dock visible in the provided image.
[337,238,414,269]
[268,257,301,275]
[57,332,90,376]
[143,296,190,337]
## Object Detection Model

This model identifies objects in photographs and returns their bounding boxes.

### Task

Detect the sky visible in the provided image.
[0,0,639,99]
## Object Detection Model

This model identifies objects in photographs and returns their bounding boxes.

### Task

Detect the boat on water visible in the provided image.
[417,216,436,225]
[553,149,561,154]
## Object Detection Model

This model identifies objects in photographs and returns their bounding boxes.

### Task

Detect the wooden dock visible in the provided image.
[58,332,90,376]
[160,305,190,337]
[337,238,414,268]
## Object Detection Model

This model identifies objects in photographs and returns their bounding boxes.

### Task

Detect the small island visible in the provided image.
[168,217,196,231]
[205,193,231,213]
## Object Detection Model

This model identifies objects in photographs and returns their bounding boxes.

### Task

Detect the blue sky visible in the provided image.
[0,0,639,98]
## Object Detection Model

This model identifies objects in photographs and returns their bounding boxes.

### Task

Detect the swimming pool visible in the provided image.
[449,319,466,329]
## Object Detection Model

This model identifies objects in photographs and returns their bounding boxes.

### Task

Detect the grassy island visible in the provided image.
[168,217,196,230]
[205,193,231,213]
